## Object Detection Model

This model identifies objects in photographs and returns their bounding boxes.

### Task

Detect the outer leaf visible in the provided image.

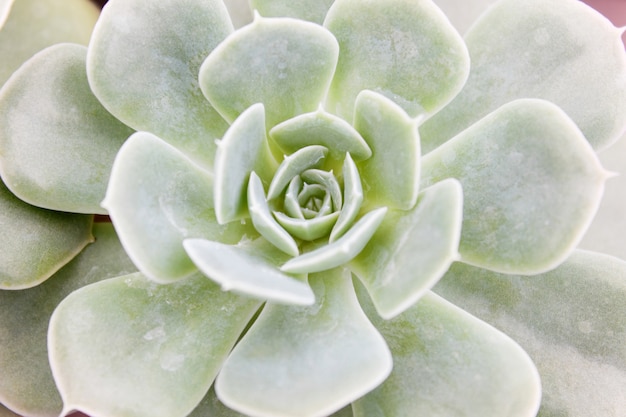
[431,0,496,35]
[0,43,133,214]
[214,103,277,224]
[183,238,314,305]
[420,0,626,152]
[434,250,626,417]
[0,223,136,417]
[0,182,92,289]
[0,0,97,86]
[49,272,261,417]
[351,179,462,319]
[421,99,608,274]
[324,0,469,121]
[199,15,339,128]
[87,0,232,167]
[354,283,541,417]
[103,132,255,283]
[353,90,420,210]
[216,268,391,417]
[250,0,335,24]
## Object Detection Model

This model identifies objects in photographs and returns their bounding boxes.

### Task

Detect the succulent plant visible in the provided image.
[1,0,625,416]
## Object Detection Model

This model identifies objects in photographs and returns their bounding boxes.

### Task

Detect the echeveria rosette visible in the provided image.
[0,1,625,417]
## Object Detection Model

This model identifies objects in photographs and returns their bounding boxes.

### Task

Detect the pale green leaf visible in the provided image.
[214,103,277,224]
[0,0,97,86]
[267,145,328,200]
[103,132,255,283]
[247,172,299,256]
[250,0,335,24]
[420,0,626,152]
[216,268,391,417]
[0,0,14,29]
[281,207,387,274]
[49,272,260,417]
[223,0,253,28]
[421,99,609,274]
[0,223,136,417]
[434,250,626,417]
[270,108,371,161]
[324,0,469,121]
[354,283,541,417]
[87,0,232,168]
[431,0,496,35]
[329,153,362,242]
[183,238,314,305]
[0,181,92,289]
[199,15,339,128]
[0,43,133,214]
[353,90,420,210]
[274,211,340,241]
[351,178,462,319]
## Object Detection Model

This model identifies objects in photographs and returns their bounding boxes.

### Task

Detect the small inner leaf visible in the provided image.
[248,172,299,256]
[267,145,328,200]
[274,211,340,241]
[183,238,314,305]
[270,108,372,161]
[301,169,342,210]
[213,103,277,224]
[330,153,363,242]
[281,207,387,274]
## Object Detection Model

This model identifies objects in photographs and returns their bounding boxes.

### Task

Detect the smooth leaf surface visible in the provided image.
[214,103,276,224]
[281,207,387,274]
[274,211,340,241]
[0,0,13,28]
[329,153,362,242]
[223,0,253,28]
[434,250,626,417]
[351,179,463,319]
[87,0,232,167]
[103,132,255,283]
[270,108,371,161]
[431,0,496,35]
[353,90,420,210]
[0,43,133,214]
[420,0,626,152]
[183,238,314,305]
[324,0,469,121]
[0,181,92,289]
[421,99,608,274]
[199,15,339,128]
[250,0,335,24]
[0,0,97,86]
[49,272,261,417]
[0,223,136,417]
[216,268,391,417]
[354,284,541,417]
[267,145,328,200]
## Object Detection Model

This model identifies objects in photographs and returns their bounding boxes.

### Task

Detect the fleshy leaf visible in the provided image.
[351,178,462,319]
[354,283,541,417]
[223,0,253,28]
[0,0,97,86]
[87,0,232,167]
[216,268,391,417]
[248,172,300,256]
[214,103,277,224]
[103,132,255,283]
[0,223,136,417]
[199,15,339,128]
[329,153,362,242]
[49,272,261,417]
[324,0,470,121]
[270,108,372,161]
[431,0,496,35]
[0,181,92,289]
[250,0,335,24]
[274,211,340,241]
[420,0,626,152]
[421,99,609,274]
[434,250,626,417]
[0,0,14,28]
[0,43,134,214]
[267,145,328,200]
[281,207,387,274]
[301,169,342,210]
[353,90,420,210]
[183,238,314,305]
